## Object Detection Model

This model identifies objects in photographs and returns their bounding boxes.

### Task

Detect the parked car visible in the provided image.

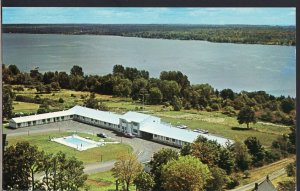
[193,129,209,134]
[179,125,187,129]
[124,132,135,138]
[97,133,107,138]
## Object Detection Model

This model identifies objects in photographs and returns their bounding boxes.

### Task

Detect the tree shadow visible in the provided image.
[231,127,252,131]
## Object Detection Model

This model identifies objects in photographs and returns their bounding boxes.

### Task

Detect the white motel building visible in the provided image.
[9,105,232,147]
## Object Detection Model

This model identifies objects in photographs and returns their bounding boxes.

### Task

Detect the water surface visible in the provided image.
[2,33,296,97]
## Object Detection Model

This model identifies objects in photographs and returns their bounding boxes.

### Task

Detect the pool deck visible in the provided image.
[52,134,103,151]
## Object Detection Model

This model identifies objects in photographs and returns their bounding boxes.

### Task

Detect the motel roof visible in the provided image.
[11,110,74,123]
[121,111,155,123]
[140,122,232,146]
[69,105,122,125]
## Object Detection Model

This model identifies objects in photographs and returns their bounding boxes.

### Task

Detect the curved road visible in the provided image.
[4,120,174,174]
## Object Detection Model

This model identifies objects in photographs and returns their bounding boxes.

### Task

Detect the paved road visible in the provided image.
[4,120,175,174]
[230,168,286,191]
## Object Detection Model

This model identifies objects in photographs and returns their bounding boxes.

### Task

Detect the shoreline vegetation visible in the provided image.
[2,24,296,46]
[3,64,296,128]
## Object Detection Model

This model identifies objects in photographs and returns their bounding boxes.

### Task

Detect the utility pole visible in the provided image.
[139,88,149,111]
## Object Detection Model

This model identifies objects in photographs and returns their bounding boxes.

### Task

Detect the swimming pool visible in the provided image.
[52,135,102,151]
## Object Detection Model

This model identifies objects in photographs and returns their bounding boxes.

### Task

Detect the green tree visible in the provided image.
[171,96,182,111]
[2,86,15,119]
[57,71,70,89]
[217,148,235,174]
[191,137,221,167]
[237,106,256,128]
[244,137,265,166]
[220,88,235,100]
[180,143,192,156]
[64,156,88,190]
[113,64,125,75]
[205,167,228,191]
[280,96,295,113]
[150,148,179,191]
[131,78,148,100]
[230,141,252,171]
[160,80,181,101]
[41,153,53,191]
[285,162,296,177]
[70,75,86,91]
[112,153,143,191]
[3,142,41,190]
[8,64,20,76]
[134,171,155,191]
[147,87,163,104]
[70,65,84,76]
[85,93,99,109]
[161,155,211,191]
[113,78,132,97]
[27,146,44,190]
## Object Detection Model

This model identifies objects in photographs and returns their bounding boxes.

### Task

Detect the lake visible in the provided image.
[2,33,296,97]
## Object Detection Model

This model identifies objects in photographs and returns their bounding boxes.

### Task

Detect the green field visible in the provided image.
[7,132,132,164]
[11,86,291,148]
[82,171,136,191]
[13,101,40,113]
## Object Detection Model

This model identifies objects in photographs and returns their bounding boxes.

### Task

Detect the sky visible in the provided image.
[2,8,296,26]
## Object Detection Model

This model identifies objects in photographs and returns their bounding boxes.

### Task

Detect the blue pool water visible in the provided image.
[64,136,95,147]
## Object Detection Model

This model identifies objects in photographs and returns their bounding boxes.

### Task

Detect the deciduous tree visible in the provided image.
[161,156,211,191]
[237,106,256,128]
[134,171,155,191]
[150,148,179,191]
[112,153,143,191]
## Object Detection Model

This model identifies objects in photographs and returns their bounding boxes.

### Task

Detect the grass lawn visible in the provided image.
[239,156,295,186]
[154,110,290,148]
[82,171,136,191]
[13,101,40,113]
[7,132,132,165]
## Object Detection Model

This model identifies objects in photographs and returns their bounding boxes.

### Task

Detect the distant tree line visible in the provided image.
[2,64,296,126]
[3,24,295,46]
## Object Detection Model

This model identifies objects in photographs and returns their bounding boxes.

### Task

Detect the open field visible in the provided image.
[13,101,40,113]
[11,86,291,148]
[7,132,133,164]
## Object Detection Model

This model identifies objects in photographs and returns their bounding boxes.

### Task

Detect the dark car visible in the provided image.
[97,133,107,138]
[124,132,135,138]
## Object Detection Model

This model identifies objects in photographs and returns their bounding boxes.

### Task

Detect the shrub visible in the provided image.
[58,98,64,103]
[226,174,241,189]
[211,103,220,111]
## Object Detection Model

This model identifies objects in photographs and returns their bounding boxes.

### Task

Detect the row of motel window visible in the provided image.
[17,115,73,127]
[74,115,139,134]
[153,134,187,145]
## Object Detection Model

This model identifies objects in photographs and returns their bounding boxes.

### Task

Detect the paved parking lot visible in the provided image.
[4,120,175,163]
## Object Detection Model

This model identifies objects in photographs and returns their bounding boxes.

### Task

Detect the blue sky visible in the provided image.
[3,8,295,26]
